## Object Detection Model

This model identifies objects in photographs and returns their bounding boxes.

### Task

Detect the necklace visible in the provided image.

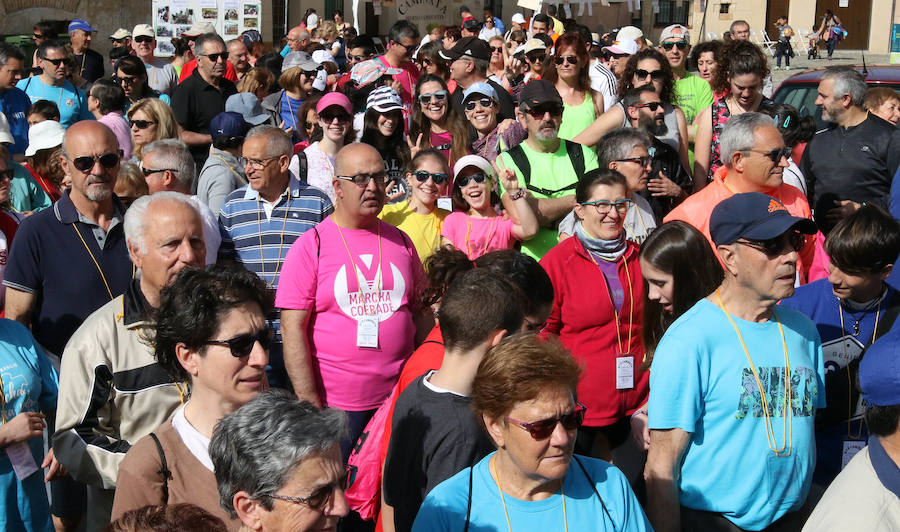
[838,296,881,439]
[715,290,793,456]
[464,213,500,259]
[490,455,567,532]
[335,221,383,314]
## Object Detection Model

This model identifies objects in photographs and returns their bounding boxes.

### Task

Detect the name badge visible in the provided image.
[437,197,453,211]
[357,316,379,348]
[616,355,634,390]
[6,441,39,481]
[841,440,866,470]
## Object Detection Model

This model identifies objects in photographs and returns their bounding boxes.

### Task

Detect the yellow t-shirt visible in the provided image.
[378,201,449,263]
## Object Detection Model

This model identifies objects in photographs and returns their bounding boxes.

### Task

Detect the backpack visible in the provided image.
[504,139,585,196]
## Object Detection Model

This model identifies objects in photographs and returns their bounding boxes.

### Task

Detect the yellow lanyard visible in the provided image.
[73,224,114,301]
[336,221,382,314]
[585,249,634,355]
[256,195,292,287]
[491,455,567,532]
[464,214,499,259]
[838,299,880,439]
[716,290,793,457]
[211,154,248,185]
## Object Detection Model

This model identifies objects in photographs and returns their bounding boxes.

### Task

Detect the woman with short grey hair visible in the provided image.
[210,390,350,531]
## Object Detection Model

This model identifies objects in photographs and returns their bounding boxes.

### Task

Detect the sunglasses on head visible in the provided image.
[42,57,72,67]
[203,52,228,63]
[418,90,448,105]
[635,69,666,81]
[632,101,663,111]
[204,328,273,357]
[506,402,587,439]
[525,104,563,119]
[71,152,120,172]
[661,41,688,51]
[554,54,578,65]
[131,119,155,129]
[134,36,154,44]
[412,170,448,184]
[464,98,494,112]
[743,146,792,163]
[456,173,488,187]
[736,230,806,257]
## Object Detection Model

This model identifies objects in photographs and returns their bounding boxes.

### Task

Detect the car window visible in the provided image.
[773,84,824,129]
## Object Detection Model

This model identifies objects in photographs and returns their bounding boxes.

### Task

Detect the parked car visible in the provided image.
[773,65,900,129]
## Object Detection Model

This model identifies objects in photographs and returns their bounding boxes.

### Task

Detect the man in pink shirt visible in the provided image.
[378,20,421,111]
[277,143,434,459]
[88,79,133,161]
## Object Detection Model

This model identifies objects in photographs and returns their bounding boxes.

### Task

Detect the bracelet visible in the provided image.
[508,189,526,200]
[631,409,648,421]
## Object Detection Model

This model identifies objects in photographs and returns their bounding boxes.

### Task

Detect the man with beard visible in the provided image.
[131,24,178,96]
[799,67,900,233]
[496,80,599,259]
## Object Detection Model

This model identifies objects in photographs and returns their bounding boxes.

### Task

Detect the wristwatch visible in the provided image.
[509,189,526,200]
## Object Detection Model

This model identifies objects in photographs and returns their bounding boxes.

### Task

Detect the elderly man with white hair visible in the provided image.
[53,192,206,530]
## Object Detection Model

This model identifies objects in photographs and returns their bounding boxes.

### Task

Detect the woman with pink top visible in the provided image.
[441,155,538,260]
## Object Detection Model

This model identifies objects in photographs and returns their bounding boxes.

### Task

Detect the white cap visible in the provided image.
[312,49,335,64]
[511,13,526,25]
[0,113,13,145]
[25,120,65,156]
[616,26,644,42]
[453,155,495,180]
[132,24,155,39]
[602,39,639,56]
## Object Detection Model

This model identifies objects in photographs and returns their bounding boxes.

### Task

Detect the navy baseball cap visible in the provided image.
[709,192,817,246]
[210,112,250,140]
[859,330,900,406]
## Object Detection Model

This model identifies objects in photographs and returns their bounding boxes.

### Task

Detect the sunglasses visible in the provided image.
[131,119,155,129]
[632,102,663,112]
[736,230,806,257]
[71,152,120,172]
[202,52,228,63]
[464,98,494,112]
[140,166,178,177]
[418,90,448,105]
[417,58,433,68]
[661,41,688,51]
[412,170,448,184]
[302,69,321,77]
[456,173,488,187]
[33,33,48,40]
[118,75,140,86]
[42,57,72,67]
[349,54,370,62]
[336,172,388,187]
[743,146,792,163]
[319,111,350,123]
[635,69,666,81]
[525,105,563,119]
[506,402,587,439]
[526,53,546,63]
[554,55,578,65]
[490,46,504,53]
[615,156,652,167]
[204,328,274,357]
[134,36,154,44]
[270,468,351,511]
[304,121,316,130]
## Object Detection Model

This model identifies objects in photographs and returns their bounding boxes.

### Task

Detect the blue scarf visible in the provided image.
[574,220,626,262]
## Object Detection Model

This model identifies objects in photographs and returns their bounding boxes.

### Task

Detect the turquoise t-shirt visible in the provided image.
[498,140,598,260]
[9,162,51,214]
[649,298,826,531]
[412,452,652,531]
[16,77,93,129]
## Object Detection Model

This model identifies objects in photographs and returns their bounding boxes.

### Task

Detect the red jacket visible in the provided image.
[539,236,648,427]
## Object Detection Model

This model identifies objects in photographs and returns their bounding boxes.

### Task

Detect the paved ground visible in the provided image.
[769,48,893,90]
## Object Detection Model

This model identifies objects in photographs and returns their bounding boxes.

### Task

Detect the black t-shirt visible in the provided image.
[171,70,238,165]
[639,136,692,220]
[73,49,104,83]
[383,374,494,532]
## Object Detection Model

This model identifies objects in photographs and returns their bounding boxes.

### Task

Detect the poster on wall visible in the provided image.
[151,0,262,55]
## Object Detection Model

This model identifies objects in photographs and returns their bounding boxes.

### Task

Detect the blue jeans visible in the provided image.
[826,37,837,57]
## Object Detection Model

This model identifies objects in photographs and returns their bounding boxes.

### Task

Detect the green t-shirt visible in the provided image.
[558,93,597,141]
[498,140,599,260]
[674,72,713,126]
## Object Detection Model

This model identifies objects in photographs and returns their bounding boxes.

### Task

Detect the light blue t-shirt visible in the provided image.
[0,319,58,532]
[16,76,93,129]
[649,298,826,531]
[412,452,652,532]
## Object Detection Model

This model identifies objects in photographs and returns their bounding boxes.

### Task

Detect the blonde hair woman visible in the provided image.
[126,98,179,161]
[236,67,275,102]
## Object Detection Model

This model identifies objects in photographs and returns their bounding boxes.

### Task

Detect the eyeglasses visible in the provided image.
[118,75,140,86]
[736,230,806,257]
[635,69,666,81]
[319,111,351,123]
[70,152,120,172]
[201,52,228,63]
[131,119,155,129]
[240,156,281,169]
[464,98,494,112]
[525,105,563,119]
[506,402,587,440]
[742,146,792,164]
[526,53,546,64]
[412,170,448,184]
[490,46,504,53]
[134,36,154,44]
[418,90,448,105]
[554,55,578,65]
[349,54,370,62]
[336,172,388,187]
[140,166,178,177]
[268,468,350,511]
[661,41,688,51]
[456,173,488,187]
[204,328,273,357]
[580,198,634,214]
[632,101,663,112]
[42,57,72,67]
[615,156,652,167]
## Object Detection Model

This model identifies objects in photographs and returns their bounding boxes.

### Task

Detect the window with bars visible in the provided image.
[655,0,690,26]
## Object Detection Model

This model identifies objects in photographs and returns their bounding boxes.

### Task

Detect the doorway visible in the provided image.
[766,0,790,42]
[814,0,872,50]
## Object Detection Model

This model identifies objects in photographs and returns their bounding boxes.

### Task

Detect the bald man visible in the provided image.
[282,25,311,56]
[277,143,434,460]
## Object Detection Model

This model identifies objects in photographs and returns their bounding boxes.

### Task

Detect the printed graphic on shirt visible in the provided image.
[736,366,818,419]
[821,335,864,375]
[334,254,405,321]
[1,362,37,419]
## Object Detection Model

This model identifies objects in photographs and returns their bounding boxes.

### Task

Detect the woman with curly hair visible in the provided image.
[574,48,689,171]
[689,40,723,84]
[408,74,470,168]
[692,39,771,190]
[542,32,605,141]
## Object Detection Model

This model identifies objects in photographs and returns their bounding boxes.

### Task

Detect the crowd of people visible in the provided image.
[0,7,898,532]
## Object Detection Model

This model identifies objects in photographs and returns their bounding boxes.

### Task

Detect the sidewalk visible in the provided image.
[769,48,892,88]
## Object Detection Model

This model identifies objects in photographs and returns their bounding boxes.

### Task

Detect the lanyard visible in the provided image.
[716,290,793,457]
[464,214,499,259]
[211,154,248,185]
[336,222,382,315]
[585,249,634,355]
[0,373,5,423]
[256,195,292,287]
[73,224,115,301]
[491,455,567,532]
[838,299,880,439]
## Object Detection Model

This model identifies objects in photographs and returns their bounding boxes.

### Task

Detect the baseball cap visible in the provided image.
[316,92,353,115]
[602,39,639,56]
[0,113,13,145]
[210,112,251,140]
[182,22,216,37]
[225,92,270,126]
[25,120,64,157]
[463,18,482,32]
[132,24,155,39]
[859,331,900,406]
[351,59,402,88]
[519,79,563,108]
[660,24,690,43]
[709,192,817,247]
[616,26,644,42]
[110,28,132,40]
[511,13,526,25]
[366,86,403,113]
[68,20,96,33]
[462,81,497,104]
[439,36,491,61]
[312,50,336,64]
[282,51,319,73]
[523,38,547,54]
[241,30,262,50]
[453,155,495,181]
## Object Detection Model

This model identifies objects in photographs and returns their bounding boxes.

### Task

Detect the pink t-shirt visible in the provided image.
[98,112,133,161]
[376,56,419,108]
[430,131,452,166]
[441,211,518,260]
[275,217,424,410]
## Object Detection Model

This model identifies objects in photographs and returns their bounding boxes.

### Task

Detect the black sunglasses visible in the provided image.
[417,58,433,67]
[737,230,806,257]
[632,101,663,111]
[506,402,587,439]
[319,111,350,123]
[490,46,503,53]
[412,170,448,184]
[464,98,494,111]
[42,57,72,67]
[456,173,488,187]
[304,121,316,130]
[71,152,120,172]
[635,69,666,81]
[554,55,578,65]
[202,52,228,63]
[525,105,563,119]
[526,53,546,63]
[743,146,792,163]
[661,41,688,51]
[131,119,155,129]
[134,36,154,44]
[140,166,178,177]
[204,328,274,357]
